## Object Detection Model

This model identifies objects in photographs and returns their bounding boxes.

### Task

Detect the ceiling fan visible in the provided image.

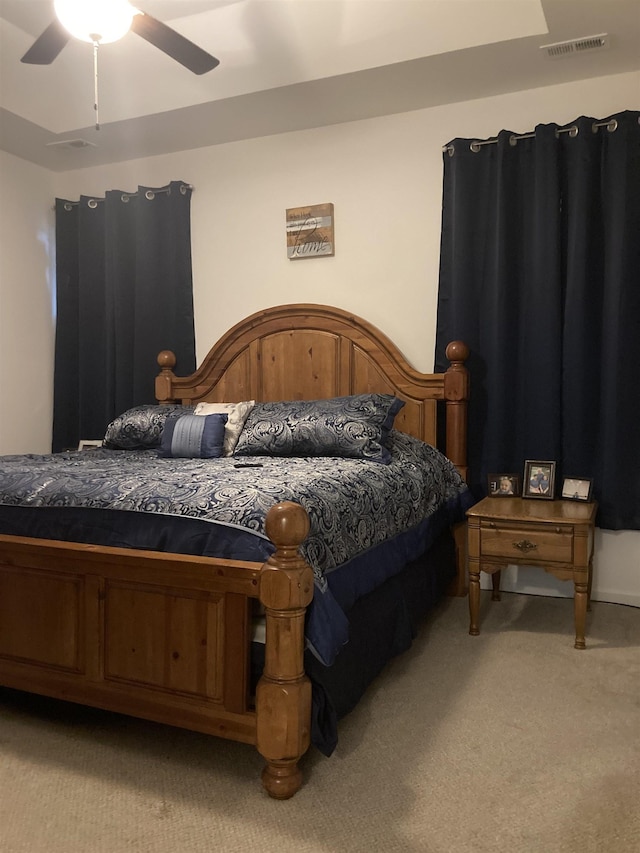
[20,0,220,75]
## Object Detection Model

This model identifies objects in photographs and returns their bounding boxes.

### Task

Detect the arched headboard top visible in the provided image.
[156,304,469,477]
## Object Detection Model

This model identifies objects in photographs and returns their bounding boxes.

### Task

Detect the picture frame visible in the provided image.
[286,203,334,259]
[523,460,556,500]
[488,473,521,497]
[561,476,594,502]
[77,439,103,451]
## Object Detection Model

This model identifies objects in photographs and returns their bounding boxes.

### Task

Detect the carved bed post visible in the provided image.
[443,341,470,482]
[155,350,178,403]
[256,501,314,799]
[443,341,470,597]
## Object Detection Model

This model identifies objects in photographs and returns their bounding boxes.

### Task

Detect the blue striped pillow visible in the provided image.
[159,413,227,459]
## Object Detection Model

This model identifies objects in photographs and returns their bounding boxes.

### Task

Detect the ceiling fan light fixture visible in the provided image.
[54,0,135,45]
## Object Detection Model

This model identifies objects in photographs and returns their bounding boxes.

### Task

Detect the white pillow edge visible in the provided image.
[193,401,255,456]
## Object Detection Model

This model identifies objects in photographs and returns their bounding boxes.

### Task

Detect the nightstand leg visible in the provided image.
[574,580,588,649]
[469,570,480,635]
[491,570,501,601]
[587,562,593,612]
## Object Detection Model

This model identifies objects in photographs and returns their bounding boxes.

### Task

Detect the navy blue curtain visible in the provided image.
[435,111,640,530]
[53,181,196,452]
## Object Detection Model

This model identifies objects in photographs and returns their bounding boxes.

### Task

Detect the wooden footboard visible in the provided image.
[0,502,313,798]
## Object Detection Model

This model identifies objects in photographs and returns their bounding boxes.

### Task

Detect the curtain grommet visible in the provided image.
[593,119,618,134]
[470,142,481,153]
[145,190,155,200]
[87,199,98,209]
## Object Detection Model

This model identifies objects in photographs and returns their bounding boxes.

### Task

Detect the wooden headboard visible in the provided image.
[155,303,469,479]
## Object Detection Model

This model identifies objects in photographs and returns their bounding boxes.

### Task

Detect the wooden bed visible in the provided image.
[0,303,469,799]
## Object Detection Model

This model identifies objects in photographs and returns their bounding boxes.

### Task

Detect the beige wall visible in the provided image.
[55,71,640,373]
[0,150,56,453]
[2,70,638,605]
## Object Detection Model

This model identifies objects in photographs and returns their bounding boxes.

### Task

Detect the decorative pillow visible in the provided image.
[233,394,405,463]
[159,413,228,459]
[193,401,255,456]
[104,404,195,449]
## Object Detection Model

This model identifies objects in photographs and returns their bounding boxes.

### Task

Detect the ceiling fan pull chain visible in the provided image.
[93,39,100,131]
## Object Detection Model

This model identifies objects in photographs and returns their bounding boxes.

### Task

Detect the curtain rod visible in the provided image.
[58,183,194,211]
[442,118,618,156]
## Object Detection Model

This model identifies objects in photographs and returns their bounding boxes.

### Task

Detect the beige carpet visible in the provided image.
[1,592,638,853]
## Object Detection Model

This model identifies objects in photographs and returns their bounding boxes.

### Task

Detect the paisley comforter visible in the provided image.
[0,431,473,664]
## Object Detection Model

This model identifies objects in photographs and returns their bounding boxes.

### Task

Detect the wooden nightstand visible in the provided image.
[466,497,597,649]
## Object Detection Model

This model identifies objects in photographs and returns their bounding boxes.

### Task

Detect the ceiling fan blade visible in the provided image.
[131,12,219,75]
[21,19,70,65]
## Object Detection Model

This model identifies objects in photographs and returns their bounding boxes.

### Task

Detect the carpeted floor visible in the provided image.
[1,592,638,853]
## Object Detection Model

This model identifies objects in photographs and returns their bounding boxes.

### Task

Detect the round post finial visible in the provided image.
[157,350,176,370]
[445,340,469,365]
[265,501,310,549]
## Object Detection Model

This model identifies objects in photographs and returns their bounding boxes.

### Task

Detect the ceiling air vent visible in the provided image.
[541,33,609,59]
[45,138,97,150]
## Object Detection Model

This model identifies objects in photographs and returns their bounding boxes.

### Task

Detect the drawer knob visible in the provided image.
[513,539,538,553]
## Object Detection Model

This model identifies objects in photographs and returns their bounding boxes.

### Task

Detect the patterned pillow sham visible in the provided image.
[233,394,405,463]
[103,404,195,450]
[159,413,227,459]
[193,400,255,456]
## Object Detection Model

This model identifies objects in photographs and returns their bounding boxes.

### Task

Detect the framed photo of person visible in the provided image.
[561,476,594,502]
[488,473,520,497]
[523,460,556,500]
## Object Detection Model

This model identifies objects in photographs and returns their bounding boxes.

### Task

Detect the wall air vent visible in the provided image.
[540,33,609,59]
[45,138,97,149]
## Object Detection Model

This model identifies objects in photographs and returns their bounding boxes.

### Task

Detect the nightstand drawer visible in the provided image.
[480,521,573,563]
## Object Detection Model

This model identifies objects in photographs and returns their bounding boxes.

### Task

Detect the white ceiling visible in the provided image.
[1,0,639,171]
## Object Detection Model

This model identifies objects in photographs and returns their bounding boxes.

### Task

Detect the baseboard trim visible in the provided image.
[590,590,640,608]
[480,575,640,609]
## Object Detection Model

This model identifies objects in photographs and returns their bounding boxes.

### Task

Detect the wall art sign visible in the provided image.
[286,203,334,259]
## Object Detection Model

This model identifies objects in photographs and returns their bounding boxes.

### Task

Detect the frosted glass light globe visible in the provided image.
[54,0,135,44]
